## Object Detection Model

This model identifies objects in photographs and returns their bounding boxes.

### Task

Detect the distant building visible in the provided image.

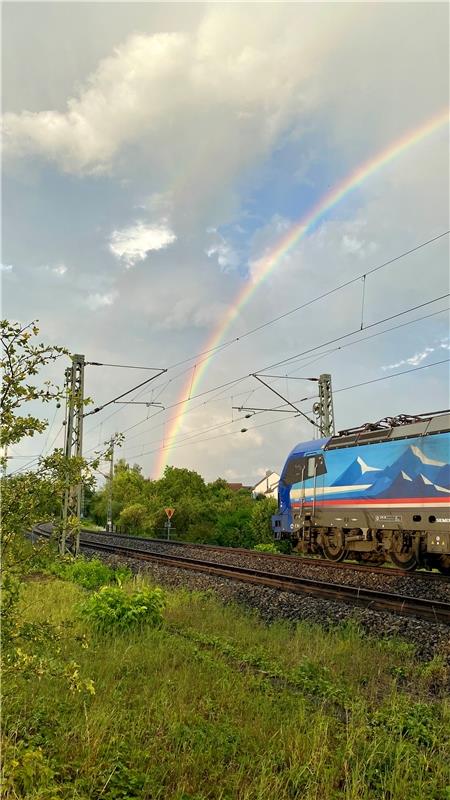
[226,482,252,492]
[252,470,280,500]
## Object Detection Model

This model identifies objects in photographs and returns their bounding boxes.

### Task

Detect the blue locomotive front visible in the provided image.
[272,412,450,572]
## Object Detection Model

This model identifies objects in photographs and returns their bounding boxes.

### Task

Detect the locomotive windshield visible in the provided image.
[283,453,327,484]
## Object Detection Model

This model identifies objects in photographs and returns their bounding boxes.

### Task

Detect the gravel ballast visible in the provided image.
[83,546,450,665]
[80,531,450,603]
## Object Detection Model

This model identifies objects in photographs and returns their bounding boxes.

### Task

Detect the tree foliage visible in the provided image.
[0,320,99,569]
[88,462,279,550]
[1,319,67,451]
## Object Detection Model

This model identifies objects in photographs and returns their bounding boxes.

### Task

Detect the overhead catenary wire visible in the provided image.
[86,292,449,455]
[120,357,450,461]
[83,368,168,418]
[9,233,449,475]
[84,231,450,432]
[83,300,448,460]
[259,304,449,379]
[163,230,450,372]
[255,292,450,374]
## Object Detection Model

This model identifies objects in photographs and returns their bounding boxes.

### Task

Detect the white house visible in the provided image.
[252,470,280,500]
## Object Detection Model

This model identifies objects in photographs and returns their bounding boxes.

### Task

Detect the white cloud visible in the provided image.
[109,221,176,268]
[382,336,450,372]
[52,264,67,276]
[341,232,378,258]
[3,4,449,483]
[206,234,239,272]
[382,345,436,371]
[0,263,13,272]
[1,7,339,179]
[85,291,117,310]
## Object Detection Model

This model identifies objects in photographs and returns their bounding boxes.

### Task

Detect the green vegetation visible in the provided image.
[3,320,448,798]
[3,572,449,800]
[49,557,131,590]
[80,584,165,632]
[87,461,280,550]
[1,319,101,571]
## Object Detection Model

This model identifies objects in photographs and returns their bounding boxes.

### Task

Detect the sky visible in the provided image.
[2,2,450,485]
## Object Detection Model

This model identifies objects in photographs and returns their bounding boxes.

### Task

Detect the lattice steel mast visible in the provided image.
[60,354,85,555]
[314,373,335,437]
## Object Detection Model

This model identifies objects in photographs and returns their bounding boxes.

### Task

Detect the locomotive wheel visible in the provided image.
[322,529,348,562]
[389,532,418,571]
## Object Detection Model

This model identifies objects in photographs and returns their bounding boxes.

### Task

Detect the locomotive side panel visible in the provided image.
[291,432,450,534]
[274,425,450,571]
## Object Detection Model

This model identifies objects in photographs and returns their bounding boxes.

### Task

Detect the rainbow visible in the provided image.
[154,108,449,476]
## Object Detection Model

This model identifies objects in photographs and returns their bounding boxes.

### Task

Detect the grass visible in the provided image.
[2,575,449,800]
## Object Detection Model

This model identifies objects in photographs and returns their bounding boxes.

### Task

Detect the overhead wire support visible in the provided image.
[83,368,167,418]
[256,374,319,381]
[113,401,165,408]
[252,374,319,429]
[233,406,299,414]
[105,436,116,533]
[87,362,165,371]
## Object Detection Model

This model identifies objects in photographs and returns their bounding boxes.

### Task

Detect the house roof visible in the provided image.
[251,471,279,491]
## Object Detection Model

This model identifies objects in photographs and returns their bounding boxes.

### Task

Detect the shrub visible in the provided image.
[118,503,150,534]
[50,557,131,589]
[79,585,165,633]
[1,740,57,797]
[253,543,279,554]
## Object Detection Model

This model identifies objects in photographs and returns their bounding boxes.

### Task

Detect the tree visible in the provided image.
[250,497,278,545]
[118,503,149,534]
[1,319,67,454]
[156,465,207,502]
[88,458,146,528]
[0,320,99,565]
[215,507,253,548]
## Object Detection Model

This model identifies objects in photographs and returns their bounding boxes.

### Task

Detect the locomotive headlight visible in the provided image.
[290,524,294,530]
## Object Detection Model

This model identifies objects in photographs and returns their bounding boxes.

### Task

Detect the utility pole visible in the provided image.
[106,437,115,533]
[60,354,85,556]
[314,373,335,437]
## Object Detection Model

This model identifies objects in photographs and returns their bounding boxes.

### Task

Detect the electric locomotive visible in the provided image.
[272,410,450,573]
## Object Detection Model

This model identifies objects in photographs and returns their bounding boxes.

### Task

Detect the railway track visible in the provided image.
[33,526,450,624]
[92,531,450,581]
[34,524,450,583]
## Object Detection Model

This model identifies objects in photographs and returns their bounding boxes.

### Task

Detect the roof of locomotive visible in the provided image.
[284,437,330,462]
[282,411,450,466]
[326,410,450,450]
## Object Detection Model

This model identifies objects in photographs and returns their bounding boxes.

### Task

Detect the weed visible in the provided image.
[1,739,58,798]
[79,585,165,632]
[370,698,441,746]
[49,557,131,590]
[170,625,347,704]
[4,578,449,800]
[253,542,279,554]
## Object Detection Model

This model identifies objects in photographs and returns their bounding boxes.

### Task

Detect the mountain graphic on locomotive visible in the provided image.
[272,410,450,573]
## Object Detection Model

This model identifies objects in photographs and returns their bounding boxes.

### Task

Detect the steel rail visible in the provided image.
[33,526,450,623]
[33,524,450,580]
[77,528,450,582]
